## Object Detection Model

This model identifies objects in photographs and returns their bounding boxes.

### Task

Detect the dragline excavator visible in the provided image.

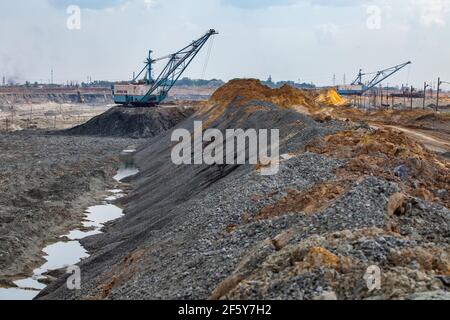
[338,61,411,96]
[113,29,218,107]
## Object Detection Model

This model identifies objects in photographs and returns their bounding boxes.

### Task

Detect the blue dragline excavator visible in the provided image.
[113,29,218,107]
[338,61,412,96]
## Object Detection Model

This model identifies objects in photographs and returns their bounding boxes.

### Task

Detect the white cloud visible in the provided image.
[0,0,449,87]
[315,23,340,44]
[414,0,450,27]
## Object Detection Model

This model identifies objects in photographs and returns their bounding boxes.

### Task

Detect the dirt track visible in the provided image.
[382,125,450,154]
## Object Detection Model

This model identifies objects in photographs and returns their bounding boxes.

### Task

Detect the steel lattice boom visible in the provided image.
[114,29,218,107]
[338,61,411,96]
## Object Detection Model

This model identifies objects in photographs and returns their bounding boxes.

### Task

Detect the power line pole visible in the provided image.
[51,69,54,85]
[436,77,441,112]
[423,82,429,110]
[333,73,336,86]
[380,84,384,107]
[403,88,407,109]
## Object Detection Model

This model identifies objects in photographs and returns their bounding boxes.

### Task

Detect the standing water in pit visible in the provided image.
[0,148,139,300]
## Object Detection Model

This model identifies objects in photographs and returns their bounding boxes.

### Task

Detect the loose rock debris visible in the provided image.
[29,79,450,300]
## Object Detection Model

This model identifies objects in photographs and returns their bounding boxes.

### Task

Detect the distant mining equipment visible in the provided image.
[345,79,449,112]
[337,61,411,97]
[335,61,448,112]
[113,29,218,108]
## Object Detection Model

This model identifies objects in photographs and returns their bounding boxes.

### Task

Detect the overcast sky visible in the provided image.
[0,0,449,87]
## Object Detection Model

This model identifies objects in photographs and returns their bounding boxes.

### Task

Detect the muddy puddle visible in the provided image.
[0,149,138,300]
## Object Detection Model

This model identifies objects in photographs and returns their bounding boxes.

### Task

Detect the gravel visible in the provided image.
[36,100,450,300]
[64,105,195,138]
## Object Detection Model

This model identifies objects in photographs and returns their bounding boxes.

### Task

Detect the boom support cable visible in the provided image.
[201,36,215,79]
[140,29,218,103]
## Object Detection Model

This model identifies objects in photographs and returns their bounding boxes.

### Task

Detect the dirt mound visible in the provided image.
[204,79,347,127]
[316,88,348,107]
[315,104,450,132]
[307,127,450,208]
[64,106,195,138]
[205,79,348,127]
[36,78,449,301]
[210,79,320,109]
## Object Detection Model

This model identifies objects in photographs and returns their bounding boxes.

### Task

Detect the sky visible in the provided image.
[0,0,449,88]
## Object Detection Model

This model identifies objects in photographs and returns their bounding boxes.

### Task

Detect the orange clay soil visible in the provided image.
[253,127,449,222]
[209,79,320,109]
[203,79,448,136]
[307,128,450,208]
[199,80,449,213]
[255,182,347,220]
[201,79,348,126]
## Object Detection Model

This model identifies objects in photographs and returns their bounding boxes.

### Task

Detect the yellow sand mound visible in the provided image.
[316,88,348,106]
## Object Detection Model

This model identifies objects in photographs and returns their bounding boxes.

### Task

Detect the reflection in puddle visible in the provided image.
[113,166,139,181]
[33,241,89,276]
[0,157,138,300]
[0,288,41,301]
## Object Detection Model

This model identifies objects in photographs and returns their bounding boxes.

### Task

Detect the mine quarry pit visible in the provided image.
[0,80,449,301]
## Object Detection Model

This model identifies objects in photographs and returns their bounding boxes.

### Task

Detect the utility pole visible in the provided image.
[51,69,54,85]
[379,85,383,107]
[2,75,5,86]
[423,82,430,110]
[436,77,441,112]
[333,73,336,86]
[343,74,346,85]
[403,89,407,109]
[372,89,376,110]
[410,86,414,110]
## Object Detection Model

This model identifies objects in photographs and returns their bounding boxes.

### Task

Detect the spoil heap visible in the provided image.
[39,79,450,301]
[316,88,348,107]
[203,78,348,127]
[210,79,320,109]
[64,105,195,139]
[307,128,450,208]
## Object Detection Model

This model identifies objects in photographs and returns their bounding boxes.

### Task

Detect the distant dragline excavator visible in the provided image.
[338,61,412,96]
[113,29,218,107]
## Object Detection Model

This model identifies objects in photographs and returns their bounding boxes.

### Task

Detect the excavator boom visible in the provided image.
[114,29,218,107]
